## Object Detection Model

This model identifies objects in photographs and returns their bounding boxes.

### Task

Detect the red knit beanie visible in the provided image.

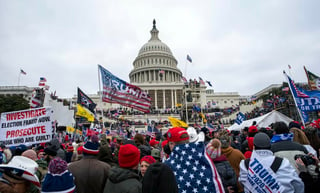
[140,155,156,165]
[247,137,254,151]
[118,144,140,168]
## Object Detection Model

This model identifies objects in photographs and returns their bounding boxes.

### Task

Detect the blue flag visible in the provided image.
[187,55,192,63]
[235,112,246,125]
[285,72,320,122]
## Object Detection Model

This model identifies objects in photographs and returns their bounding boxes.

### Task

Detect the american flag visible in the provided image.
[30,88,43,108]
[286,73,309,98]
[165,142,225,193]
[199,77,205,85]
[99,65,151,113]
[146,131,156,138]
[181,76,188,84]
[39,77,47,87]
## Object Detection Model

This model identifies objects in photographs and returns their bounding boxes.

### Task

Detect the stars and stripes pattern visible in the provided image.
[199,77,205,85]
[39,77,47,87]
[165,142,225,193]
[99,65,151,113]
[30,89,43,108]
[181,76,188,84]
[288,75,309,98]
[304,66,320,90]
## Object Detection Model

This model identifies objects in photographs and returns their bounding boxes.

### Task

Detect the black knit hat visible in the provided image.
[44,145,57,156]
[289,121,301,129]
[253,132,271,149]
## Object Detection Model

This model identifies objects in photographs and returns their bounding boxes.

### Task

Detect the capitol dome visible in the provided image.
[129,19,183,84]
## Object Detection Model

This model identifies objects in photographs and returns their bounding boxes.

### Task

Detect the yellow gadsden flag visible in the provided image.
[66,126,75,133]
[66,126,83,135]
[168,116,188,128]
[76,104,95,122]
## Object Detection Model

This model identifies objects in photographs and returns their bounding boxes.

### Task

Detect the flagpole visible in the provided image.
[18,71,21,86]
[97,64,104,118]
[184,59,188,80]
[185,87,189,124]
[288,64,293,78]
[184,57,189,124]
[284,71,306,127]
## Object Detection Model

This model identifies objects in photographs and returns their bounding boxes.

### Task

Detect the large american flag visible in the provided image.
[165,142,225,193]
[99,65,151,113]
[286,73,309,98]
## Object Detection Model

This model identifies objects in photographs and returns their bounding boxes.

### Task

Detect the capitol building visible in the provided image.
[129,20,184,110]
[93,20,243,112]
[0,20,278,125]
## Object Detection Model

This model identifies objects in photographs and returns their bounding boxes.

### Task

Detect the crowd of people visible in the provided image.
[0,119,319,193]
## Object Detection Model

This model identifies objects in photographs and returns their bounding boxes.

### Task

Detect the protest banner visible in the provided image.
[0,107,53,147]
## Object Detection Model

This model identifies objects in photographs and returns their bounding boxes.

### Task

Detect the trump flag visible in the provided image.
[99,65,151,113]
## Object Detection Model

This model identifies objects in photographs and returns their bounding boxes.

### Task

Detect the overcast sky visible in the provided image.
[1,0,320,98]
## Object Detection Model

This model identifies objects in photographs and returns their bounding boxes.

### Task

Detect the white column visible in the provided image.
[163,90,166,109]
[171,89,174,109]
[155,90,158,109]
[154,70,156,82]
[174,90,177,105]
[149,70,151,82]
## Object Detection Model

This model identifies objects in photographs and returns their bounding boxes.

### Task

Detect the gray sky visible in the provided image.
[1,0,320,98]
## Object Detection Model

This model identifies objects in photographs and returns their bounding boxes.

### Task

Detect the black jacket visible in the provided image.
[142,162,178,193]
[104,167,142,193]
[213,155,238,193]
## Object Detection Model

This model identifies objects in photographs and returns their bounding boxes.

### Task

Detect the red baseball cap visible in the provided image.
[167,127,189,142]
[161,140,168,148]
[248,125,258,133]
[149,139,159,147]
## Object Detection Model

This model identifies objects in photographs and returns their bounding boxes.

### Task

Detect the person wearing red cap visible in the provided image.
[139,155,156,180]
[164,127,225,193]
[166,127,190,151]
[241,125,258,154]
[149,139,159,149]
[104,144,142,193]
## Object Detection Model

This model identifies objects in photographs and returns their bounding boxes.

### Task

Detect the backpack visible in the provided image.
[244,156,283,173]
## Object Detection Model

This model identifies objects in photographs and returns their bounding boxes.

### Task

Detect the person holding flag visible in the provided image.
[164,127,225,193]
